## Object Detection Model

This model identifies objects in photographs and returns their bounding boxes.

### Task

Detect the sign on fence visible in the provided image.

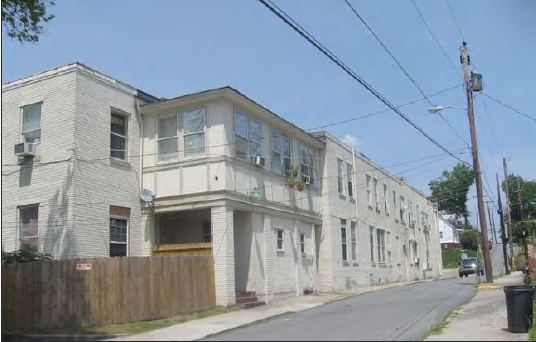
[76,263,92,271]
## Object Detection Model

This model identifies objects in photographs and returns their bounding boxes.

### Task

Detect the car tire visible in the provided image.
[459,273,463,278]
[464,273,468,277]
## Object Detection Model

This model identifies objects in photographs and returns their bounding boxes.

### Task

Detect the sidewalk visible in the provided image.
[108,279,431,341]
[425,271,528,341]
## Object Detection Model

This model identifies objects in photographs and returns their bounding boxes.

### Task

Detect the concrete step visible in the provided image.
[235,291,256,297]
[242,301,266,309]
[236,296,259,305]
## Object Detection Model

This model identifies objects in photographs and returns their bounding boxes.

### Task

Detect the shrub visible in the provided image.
[1,249,53,264]
[442,248,477,268]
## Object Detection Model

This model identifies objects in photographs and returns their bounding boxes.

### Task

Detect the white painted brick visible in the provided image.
[211,205,236,306]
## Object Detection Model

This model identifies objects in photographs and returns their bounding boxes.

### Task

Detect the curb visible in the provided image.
[477,285,503,290]
[1,333,125,341]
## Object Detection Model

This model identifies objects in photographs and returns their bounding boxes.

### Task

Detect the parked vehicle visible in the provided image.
[458,257,484,277]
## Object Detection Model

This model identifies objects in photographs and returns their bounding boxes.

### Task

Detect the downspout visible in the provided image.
[351,143,359,226]
[136,97,144,192]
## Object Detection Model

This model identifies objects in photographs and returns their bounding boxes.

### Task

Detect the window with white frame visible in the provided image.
[157,115,178,162]
[416,205,420,228]
[282,135,292,176]
[183,109,206,159]
[408,200,413,225]
[393,190,397,218]
[439,231,444,239]
[234,111,262,160]
[341,219,347,261]
[399,196,405,222]
[366,175,372,205]
[373,178,379,208]
[110,219,128,257]
[276,228,284,251]
[384,184,389,213]
[19,205,39,252]
[350,221,357,261]
[376,229,386,263]
[347,163,354,198]
[396,235,401,263]
[337,159,344,194]
[369,226,375,262]
[300,144,318,185]
[270,129,282,174]
[300,233,305,254]
[110,112,128,160]
[21,103,42,144]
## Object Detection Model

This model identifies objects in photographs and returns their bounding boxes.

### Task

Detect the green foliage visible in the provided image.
[502,174,536,242]
[459,229,479,251]
[442,248,477,268]
[1,0,55,43]
[429,163,475,227]
[2,249,53,264]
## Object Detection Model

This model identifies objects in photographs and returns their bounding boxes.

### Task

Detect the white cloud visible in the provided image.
[341,134,360,148]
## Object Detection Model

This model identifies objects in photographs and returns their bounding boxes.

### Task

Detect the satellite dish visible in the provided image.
[140,188,154,203]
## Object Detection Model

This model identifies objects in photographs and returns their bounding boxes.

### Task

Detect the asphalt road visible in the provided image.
[202,277,478,341]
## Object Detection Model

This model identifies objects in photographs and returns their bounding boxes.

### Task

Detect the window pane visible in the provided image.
[250,141,261,157]
[110,243,127,257]
[271,129,281,152]
[250,119,262,143]
[184,133,206,158]
[284,157,292,176]
[301,163,309,177]
[300,145,309,165]
[20,207,38,238]
[351,222,356,241]
[272,151,282,174]
[282,136,292,157]
[158,116,177,138]
[20,237,38,253]
[308,149,315,168]
[111,113,127,136]
[235,135,248,159]
[158,138,178,162]
[110,134,126,159]
[235,112,248,137]
[184,109,205,134]
[23,129,41,144]
[22,104,41,132]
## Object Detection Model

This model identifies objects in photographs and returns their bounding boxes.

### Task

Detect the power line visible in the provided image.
[342,0,470,149]
[257,0,470,166]
[409,0,462,79]
[481,92,536,123]
[445,0,465,41]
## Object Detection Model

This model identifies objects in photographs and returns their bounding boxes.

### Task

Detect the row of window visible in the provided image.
[275,228,306,254]
[336,158,431,228]
[17,205,130,257]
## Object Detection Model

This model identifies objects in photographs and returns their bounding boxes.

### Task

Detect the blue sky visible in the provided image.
[2,0,535,234]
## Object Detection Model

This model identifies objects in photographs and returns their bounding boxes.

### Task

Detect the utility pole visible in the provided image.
[486,201,496,244]
[497,173,510,274]
[460,42,493,283]
[503,157,515,271]
[517,178,528,263]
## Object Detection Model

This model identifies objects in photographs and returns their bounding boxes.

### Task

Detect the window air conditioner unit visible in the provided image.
[302,175,311,185]
[14,142,37,157]
[414,257,420,264]
[253,156,265,167]
[426,262,432,269]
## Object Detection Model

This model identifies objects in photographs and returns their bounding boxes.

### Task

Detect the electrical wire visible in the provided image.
[481,93,536,123]
[445,0,465,41]
[257,0,470,166]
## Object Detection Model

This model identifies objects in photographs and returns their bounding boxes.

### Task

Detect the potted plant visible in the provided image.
[286,166,299,189]
[297,181,305,192]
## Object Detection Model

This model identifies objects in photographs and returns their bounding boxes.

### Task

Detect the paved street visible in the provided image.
[202,277,478,341]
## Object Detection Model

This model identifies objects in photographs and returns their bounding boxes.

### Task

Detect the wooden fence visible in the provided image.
[1,256,216,332]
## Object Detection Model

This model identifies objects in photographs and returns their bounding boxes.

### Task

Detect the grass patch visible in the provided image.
[422,308,460,340]
[87,307,240,335]
[3,306,241,337]
[530,297,536,341]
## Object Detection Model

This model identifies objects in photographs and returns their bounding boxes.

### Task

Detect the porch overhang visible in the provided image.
[152,191,322,224]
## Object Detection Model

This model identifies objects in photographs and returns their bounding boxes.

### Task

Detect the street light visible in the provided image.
[427,106,467,114]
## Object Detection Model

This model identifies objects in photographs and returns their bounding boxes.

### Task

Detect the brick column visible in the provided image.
[211,206,236,307]
[263,213,274,303]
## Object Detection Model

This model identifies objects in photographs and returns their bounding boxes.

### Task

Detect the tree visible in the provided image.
[502,174,536,242]
[429,163,475,228]
[2,0,55,43]
[459,229,479,251]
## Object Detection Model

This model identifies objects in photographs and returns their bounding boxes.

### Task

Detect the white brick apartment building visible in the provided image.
[1,63,441,307]
[312,132,441,291]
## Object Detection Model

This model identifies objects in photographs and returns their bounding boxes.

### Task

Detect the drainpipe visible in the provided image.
[351,143,359,225]
[136,98,144,192]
